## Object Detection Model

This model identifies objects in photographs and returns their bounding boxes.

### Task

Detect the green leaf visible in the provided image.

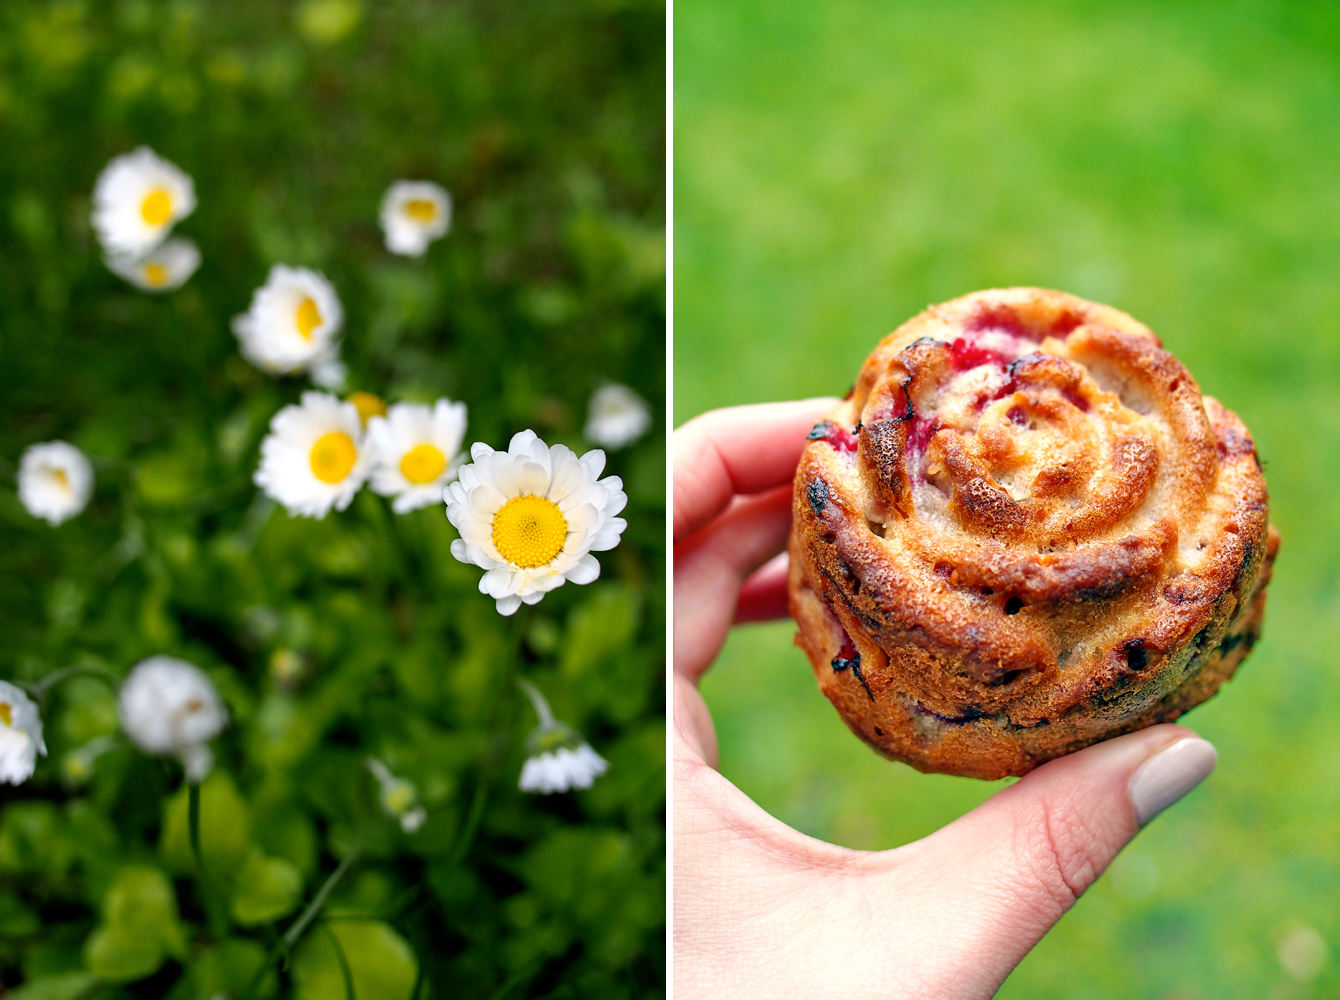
[191,937,278,1000]
[161,770,251,876]
[291,916,418,1000]
[5,972,99,1000]
[85,865,185,981]
[560,583,643,678]
[229,852,303,926]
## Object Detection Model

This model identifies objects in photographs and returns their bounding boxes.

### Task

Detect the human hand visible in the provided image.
[672,399,1219,999]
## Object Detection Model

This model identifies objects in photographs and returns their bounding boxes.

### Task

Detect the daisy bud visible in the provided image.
[18,441,94,526]
[516,678,608,795]
[584,383,652,450]
[365,758,427,833]
[61,735,116,786]
[379,180,452,257]
[255,391,371,519]
[444,430,628,616]
[117,657,228,784]
[367,399,467,514]
[0,681,47,786]
[91,147,196,257]
[232,265,344,381]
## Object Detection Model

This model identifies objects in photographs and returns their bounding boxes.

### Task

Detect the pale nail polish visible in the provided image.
[1128,737,1218,825]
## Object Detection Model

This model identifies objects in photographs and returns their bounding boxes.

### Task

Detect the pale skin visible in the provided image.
[674,399,1212,999]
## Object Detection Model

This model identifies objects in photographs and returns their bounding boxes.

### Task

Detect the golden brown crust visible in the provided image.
[787,288,1278,778]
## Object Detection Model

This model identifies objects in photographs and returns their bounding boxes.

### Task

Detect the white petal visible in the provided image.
[565,554,601,585]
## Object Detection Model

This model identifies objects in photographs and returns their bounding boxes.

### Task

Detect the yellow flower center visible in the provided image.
[51,468,70,491]
[0,703,10,727]
[492,494,567,569]
[404,198,438,222]
[140,188,173,226]
[385,783,415,814]
[400,443,446,485]
[348,392,386,425]
[310,432,357,484]
[143,262,169,287]
[295,297,322,340]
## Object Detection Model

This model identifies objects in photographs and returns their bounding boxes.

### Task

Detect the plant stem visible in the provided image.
[282,849,361,950]
[447,606,529,868]
[516,677,555,729]
[243,848,362,1000]
[324,922,358,1000]
[24,664,119,703]
[188,783,203,870]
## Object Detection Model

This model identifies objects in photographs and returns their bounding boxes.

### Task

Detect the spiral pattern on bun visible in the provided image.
[788,288,1278,779]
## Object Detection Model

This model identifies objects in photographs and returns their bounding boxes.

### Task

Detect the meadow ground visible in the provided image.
[0,2,664,997]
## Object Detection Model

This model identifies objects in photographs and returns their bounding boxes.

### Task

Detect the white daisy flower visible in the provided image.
[367,399,468,514]
[365,758,427,833]
[0,681,47,785]
[444,430,628,616]
[379,180,452,257]
[91,146,196,257]
[584,383,653,450]
[105,236,201,293]
[231,265,344,379]
[18,441,94,526]
[255,392,370,519]
[516,678,607,795]
[117,656,228,784]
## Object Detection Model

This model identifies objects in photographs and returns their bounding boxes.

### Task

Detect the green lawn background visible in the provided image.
[675,3,1340,997]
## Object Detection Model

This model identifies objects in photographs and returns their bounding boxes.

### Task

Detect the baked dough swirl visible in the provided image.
[788,288,1279,779]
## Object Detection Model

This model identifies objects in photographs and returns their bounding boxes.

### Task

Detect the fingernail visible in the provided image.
[1128,737,1218,825]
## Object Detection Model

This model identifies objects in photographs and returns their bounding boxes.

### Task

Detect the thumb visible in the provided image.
[877,724,1217,998]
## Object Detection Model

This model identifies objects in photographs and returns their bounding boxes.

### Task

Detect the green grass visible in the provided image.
[676,2,1340,996]
[0,1,664,997]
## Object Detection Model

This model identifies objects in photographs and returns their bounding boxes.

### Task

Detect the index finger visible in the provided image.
[673,398,838,543]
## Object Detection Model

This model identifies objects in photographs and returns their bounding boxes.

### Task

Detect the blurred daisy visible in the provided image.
[118,656,227,784]
[347,391,387,425]
[105,236,201,293]
[0,681,47,785]
[367,399,468,514]
[91,147,196,257]
[310,352,348,392]
[585,383,652,449]
[255,391,370,519]
[18,441,94,526]
[379,180,451,257]
[444,430,628,616]
[365,758,426,833]
[516,678,607,795]
[232,265,344,380]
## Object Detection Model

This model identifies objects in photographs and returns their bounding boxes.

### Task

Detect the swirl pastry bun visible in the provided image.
[788,288,1279,779]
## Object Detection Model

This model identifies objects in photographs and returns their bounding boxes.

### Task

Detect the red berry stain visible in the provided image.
[1007,405,1028,425]
[808,420,859,454]
[967,305,1032,340]
[1062,387,1090,412]
[831,636,860,672]
[906,416,941,455]
[1051,311,1083,338]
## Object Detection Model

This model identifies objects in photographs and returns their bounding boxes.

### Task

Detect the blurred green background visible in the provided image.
[0,1,663,998]
[676,1,1338,997]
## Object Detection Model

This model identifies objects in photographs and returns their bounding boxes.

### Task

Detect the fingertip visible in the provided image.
[1128,736,1217,826]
